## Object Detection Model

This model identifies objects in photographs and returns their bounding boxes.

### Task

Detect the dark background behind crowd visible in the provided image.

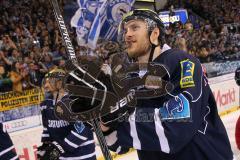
[0,0,239,93]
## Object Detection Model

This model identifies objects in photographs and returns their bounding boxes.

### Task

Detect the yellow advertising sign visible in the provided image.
[0,88,44,111]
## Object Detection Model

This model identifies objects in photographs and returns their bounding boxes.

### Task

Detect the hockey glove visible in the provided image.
[100,91,135,128]
[37,142,51,160]
[37,141,64,160]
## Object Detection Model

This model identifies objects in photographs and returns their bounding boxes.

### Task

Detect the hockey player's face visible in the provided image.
[124,20,151,58]
[44,78,62,93]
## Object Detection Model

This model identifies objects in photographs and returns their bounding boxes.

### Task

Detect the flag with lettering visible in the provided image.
[71,0,135,49]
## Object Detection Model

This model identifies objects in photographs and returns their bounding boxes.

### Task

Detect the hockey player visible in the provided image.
[100,9,234,160]
[235,67,240,86]
[0,123,19,160]
[235,67,240,150]
[37,68,96,160]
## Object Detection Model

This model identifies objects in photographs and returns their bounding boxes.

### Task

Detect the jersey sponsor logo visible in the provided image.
[180,59,195,88]
[48,120,70,128]
[159,94,190,120]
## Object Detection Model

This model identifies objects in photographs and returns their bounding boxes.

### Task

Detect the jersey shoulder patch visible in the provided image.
[180,59,195,88]
[159,94,190,120]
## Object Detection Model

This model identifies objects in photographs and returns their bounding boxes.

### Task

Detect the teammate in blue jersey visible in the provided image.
[37,69,96,160]
[100,9,234,160]
[0,123,19,160]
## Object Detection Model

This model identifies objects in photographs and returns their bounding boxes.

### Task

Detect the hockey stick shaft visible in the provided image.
[49,0,112,159]
[50,0,107,110]
[50,1,77,62]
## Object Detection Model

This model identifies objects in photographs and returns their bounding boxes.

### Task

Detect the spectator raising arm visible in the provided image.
[0,51,12,66]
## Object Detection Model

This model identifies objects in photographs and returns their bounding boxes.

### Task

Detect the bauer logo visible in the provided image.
[110,90,135,113]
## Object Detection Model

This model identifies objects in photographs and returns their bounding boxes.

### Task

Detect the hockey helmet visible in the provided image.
[118,9,166,44]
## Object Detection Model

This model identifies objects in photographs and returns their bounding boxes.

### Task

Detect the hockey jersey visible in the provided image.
[105,47,233,160]
[0,123,18,160]
[40,95,96,160]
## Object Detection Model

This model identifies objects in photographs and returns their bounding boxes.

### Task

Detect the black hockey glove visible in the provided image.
[55,61,133,123]
[55,57,172,123]
[37,141,64,160]
[110,53,173,100]
[37,142,50,160]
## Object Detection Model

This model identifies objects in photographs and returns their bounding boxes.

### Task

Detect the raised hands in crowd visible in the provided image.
[0,0,239,93]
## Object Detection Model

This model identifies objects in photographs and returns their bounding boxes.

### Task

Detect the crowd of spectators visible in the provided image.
[0,0,79,93]
[0,0,240,93]
[165,0,240,63]
[167,0,240,25]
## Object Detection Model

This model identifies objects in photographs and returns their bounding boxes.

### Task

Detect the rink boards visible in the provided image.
[5,73,240,160]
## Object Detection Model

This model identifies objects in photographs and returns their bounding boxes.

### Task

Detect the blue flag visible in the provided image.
[71,0,135,49]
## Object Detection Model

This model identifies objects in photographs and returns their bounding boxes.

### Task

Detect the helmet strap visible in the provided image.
[148,44,156,62]
[148,30,160,62]
[54,91,59,106]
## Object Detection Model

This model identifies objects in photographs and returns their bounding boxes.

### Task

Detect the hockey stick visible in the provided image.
[49,0,112,159]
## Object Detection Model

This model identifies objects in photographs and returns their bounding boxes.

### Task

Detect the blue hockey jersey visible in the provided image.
[0,123,18,160]
[105,47,233,160]
[40,95,96,160]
